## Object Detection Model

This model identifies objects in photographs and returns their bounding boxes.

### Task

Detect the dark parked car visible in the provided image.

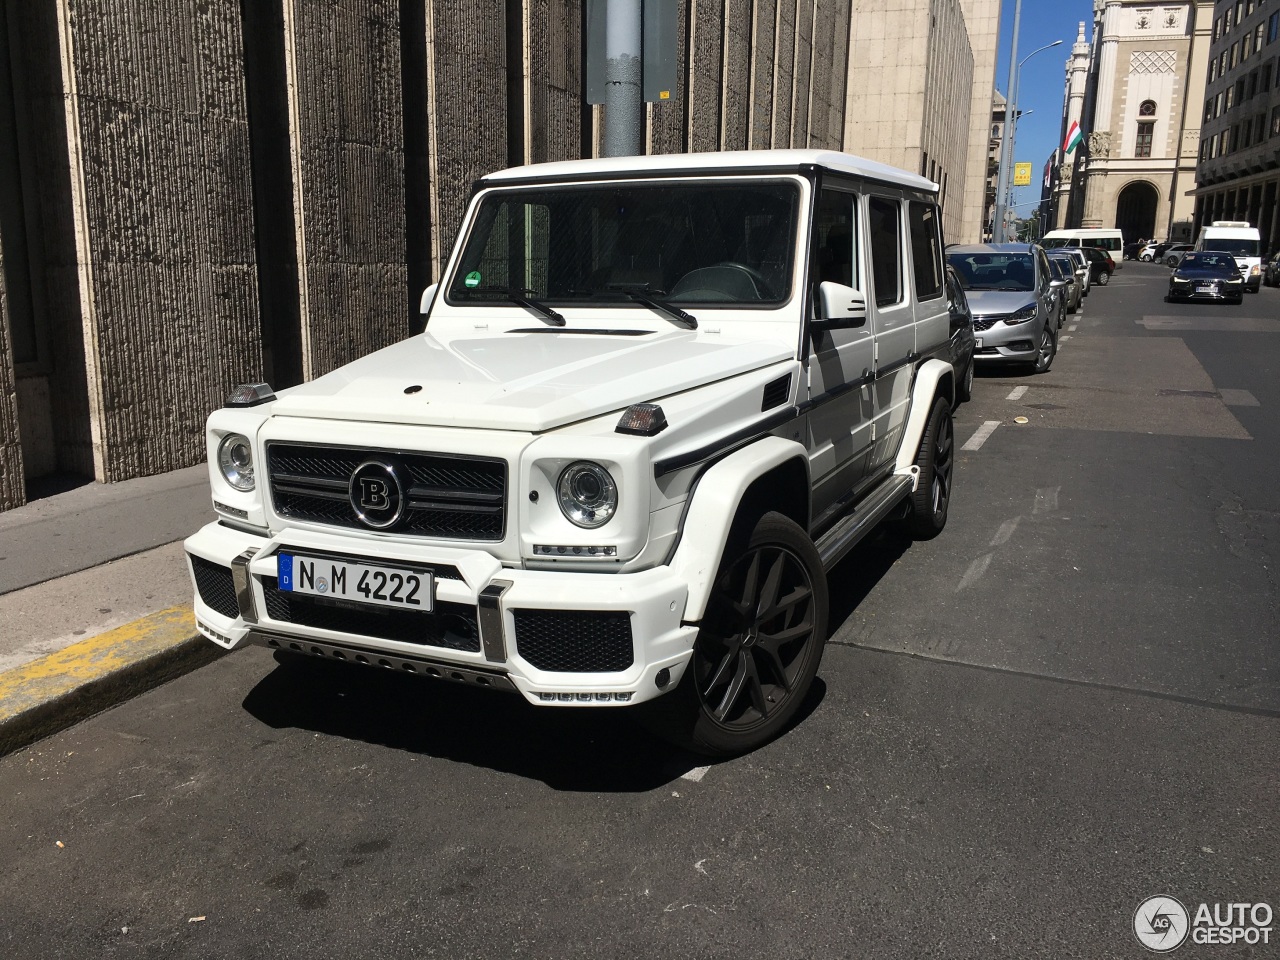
[1165,252,1245,304]
[944,265,975,406]
[1046,253,1082,319]
[1060,245,1116,284]
[1262,252,1280,287]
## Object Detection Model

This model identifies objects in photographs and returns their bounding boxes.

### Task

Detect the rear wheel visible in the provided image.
[903,396,953,540]
[1096,270,1111,285]
[641,512,827,757]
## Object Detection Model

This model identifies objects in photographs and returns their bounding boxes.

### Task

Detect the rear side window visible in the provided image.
[908,201,943,300]
[867,196,902,307]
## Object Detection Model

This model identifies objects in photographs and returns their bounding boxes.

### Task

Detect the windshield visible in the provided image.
[447,180,800,306]
[1180,253,1235,270]
[1202,238,1259,257]
[946,252,1036,292]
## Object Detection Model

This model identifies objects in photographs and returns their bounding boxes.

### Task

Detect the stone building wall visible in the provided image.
[57,0,262,482]
[0,0,874,509]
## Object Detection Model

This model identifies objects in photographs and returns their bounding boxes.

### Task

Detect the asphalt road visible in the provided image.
[2,265,1276,959]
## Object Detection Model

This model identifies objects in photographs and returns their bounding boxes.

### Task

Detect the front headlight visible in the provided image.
[1171,277,1190,285]
[1003,305,1038,325]
[557,461,618,528]
[1227,277,1243,284]
[217,433,255,491]
[1250,264,1261,276]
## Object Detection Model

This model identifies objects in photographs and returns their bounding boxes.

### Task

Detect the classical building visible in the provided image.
[843,0,1001,242]
[1056,0,1213,242]
[1194,0,1280,251]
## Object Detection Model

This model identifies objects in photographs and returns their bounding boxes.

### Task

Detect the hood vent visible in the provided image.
[761,374,792,411]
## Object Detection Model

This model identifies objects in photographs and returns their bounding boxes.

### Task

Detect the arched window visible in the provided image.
[1136,101,1157,157]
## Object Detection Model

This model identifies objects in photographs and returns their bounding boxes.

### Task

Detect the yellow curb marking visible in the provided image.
[0,606,195,722]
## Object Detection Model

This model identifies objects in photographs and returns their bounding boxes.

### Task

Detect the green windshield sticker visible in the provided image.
[464,271,482,289]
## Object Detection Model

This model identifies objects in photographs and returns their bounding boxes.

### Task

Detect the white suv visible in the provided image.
[185,150,958,755]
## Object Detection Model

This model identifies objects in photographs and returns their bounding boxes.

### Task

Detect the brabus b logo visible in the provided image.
[349,460,405,529]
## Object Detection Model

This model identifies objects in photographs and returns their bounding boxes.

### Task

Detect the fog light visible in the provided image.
[655,668,671,689]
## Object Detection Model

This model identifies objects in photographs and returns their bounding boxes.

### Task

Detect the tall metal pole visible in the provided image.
[602,0,644,157]
[992,0,1022,242]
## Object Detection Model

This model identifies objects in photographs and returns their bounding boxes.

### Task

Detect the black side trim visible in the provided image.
[796,371,874,414]
[875,352,918,380]
[506,328,654,336]
[653,407,798,477]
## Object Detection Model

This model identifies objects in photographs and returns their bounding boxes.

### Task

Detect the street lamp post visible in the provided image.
[992,4,1063,241]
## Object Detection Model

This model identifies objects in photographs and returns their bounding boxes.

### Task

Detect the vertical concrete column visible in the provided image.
[1056,22,1090,229]
[53,0,262,482]
[0,259,23,508]
[687,0,725,152]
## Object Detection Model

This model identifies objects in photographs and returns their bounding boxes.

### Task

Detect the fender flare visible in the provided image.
[894,359,954,478]
[668,435,810,623]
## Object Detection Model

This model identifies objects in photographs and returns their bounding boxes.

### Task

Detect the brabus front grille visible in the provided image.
[266,443,506,540]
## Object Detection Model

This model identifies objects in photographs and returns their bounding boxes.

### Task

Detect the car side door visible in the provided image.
[805,184,875,526]
[863,192,915,475]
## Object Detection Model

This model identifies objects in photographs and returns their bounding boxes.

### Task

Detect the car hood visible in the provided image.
[961,290,1038,316]
[268,330,792,431]
[1173,266,1238,280]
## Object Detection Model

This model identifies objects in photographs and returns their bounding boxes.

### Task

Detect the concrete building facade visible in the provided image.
[1194,0,1280,251]
[0,0,860,510]
[1059,0,1213,243]
[842,0,992,242]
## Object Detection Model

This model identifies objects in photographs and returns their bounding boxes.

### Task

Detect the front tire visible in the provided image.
[642,512,828,757]
[903,396,953,540]
[1032,323,1056,374]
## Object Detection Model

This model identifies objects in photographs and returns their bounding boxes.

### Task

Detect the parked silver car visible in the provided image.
[945,243,1057,374]
[1046,252,1082,319]
[1059,247,1091,296]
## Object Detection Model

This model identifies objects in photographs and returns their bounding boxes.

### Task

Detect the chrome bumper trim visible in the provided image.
[478,579,513,663]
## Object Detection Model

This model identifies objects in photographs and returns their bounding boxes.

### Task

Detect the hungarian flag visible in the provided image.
[1063,120,1084,155]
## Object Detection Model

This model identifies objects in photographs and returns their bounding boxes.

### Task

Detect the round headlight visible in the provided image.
[217,433,255,491]
[557,461,617,528]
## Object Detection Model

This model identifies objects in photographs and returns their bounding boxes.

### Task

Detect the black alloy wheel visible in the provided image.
[903,396,954,539]
[642,512,827,757]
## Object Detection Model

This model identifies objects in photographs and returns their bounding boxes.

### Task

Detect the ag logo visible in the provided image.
[1134,896,1190,952]
[348,460,406,530]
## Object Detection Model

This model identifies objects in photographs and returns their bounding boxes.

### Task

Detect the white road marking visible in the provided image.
[681,766,710,783]
[1059,335,1072,341]
[962,420,1001,451]
[1033,486,1061,514]
[1006,385,1028,401]
[1218,388,1259,407]
[1068,324,1078,332]
[990,517,1021,546]
[956,553,992,592]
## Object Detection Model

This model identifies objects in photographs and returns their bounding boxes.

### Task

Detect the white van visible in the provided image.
[1041,228,1124,261]
[1195,221,1262,292]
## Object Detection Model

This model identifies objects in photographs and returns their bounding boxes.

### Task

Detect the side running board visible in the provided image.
[815,474,914,571]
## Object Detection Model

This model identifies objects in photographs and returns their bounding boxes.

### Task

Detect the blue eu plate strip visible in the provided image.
[278,553,294,591]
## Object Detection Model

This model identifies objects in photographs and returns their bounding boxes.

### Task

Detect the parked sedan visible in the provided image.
[944,265,975,406]
[1262,252,1280,287]
[1069,245,1116,284]
[1165,252,1245,304]
[946,243,1057,374]
[1046,253,1082,317]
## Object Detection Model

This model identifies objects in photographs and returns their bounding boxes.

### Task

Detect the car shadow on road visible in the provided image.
[241,652,826,792]
[825,525,913,628]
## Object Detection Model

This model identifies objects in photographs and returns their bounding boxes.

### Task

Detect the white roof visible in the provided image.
[481,149,936,193]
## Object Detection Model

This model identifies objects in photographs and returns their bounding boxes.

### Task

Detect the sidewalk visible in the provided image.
[0,466,219,754]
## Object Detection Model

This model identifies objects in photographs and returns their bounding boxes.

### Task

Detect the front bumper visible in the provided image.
[971,319,1041,363]
[1167,282,1243,301]
[185,521,697,706]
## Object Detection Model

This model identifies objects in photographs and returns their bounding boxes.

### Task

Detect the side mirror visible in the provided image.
[419,283,439,316]
[812,281,867,331]
[1049,278,1068,289]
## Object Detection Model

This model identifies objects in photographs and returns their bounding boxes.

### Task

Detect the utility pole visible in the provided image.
[602,0,644,157]
[992,0,1022,242]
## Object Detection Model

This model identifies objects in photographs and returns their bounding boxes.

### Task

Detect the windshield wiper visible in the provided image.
[606,283,697,329]
[466,285,565,326]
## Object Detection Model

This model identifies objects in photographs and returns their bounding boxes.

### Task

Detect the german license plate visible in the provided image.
[277,554,433,611]
[1196,285,1213,293]
[974,337,983,348]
